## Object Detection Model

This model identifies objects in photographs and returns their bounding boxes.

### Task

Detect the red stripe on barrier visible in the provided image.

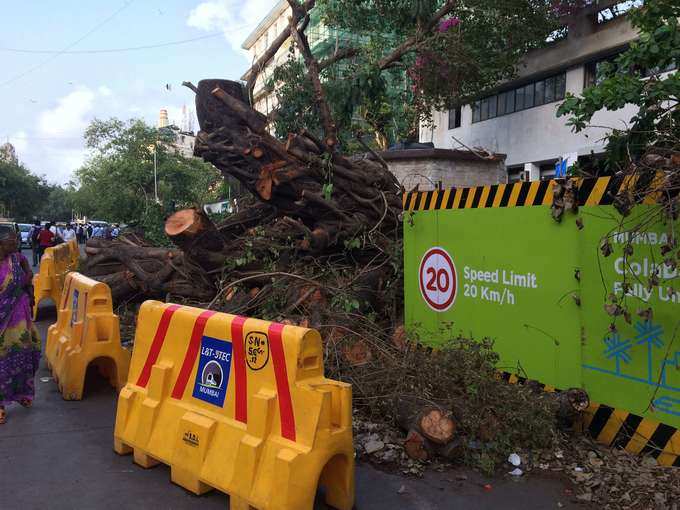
[136,304,182,388]
[268,322,296,441]
[231,316,248,423]
[171,310,216,400]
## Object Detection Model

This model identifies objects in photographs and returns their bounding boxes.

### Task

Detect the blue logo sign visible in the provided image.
[71,290,79,326]
[192,336,233,408]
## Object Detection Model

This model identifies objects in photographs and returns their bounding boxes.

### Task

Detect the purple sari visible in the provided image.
[0,252,41,406]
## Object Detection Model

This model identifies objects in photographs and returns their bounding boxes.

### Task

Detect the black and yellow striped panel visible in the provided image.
[401,175,640,212]
[499,372,680,466]
[582,402,680,467]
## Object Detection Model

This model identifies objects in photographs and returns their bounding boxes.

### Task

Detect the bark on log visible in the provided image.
[396,397,456,445]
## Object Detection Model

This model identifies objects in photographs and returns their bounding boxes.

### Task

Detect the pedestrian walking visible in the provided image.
[28,220,41,267]
[63,224,76,242]
[37,223,55,263]
[86,224,93,240]
[0,225,41,424]
[76,225,85,244]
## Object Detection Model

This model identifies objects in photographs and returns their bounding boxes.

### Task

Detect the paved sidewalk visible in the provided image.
[0,307,582,510]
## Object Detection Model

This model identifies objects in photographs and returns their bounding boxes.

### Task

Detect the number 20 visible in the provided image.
[426,267,450,293]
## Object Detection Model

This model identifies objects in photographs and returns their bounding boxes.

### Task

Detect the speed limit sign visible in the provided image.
[419,247,457,312]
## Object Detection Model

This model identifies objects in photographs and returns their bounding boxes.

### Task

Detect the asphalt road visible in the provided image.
[0,251,582,509]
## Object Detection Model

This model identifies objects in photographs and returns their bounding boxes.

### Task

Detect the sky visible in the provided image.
[0,0,279,185]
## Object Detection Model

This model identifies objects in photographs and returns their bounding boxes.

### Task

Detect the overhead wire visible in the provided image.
[0,0,136,88]
[0,31,229,55]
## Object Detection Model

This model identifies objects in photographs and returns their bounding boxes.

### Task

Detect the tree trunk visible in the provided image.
[395,396,456,445]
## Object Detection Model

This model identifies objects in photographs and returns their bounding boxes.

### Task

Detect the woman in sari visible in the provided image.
[0,225,41,424]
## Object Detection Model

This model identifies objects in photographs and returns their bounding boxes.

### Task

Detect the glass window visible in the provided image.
[534,80,545,106]
[472,101,481,123]
[515,86,525,111]
[480,98,489,121]
[555,74,566,100]
[448,106,461,129]
[545,76,555,103]
[488,95,497,119]
[523,83,535,109]
[497,92,507,116]
[505,90,515,114]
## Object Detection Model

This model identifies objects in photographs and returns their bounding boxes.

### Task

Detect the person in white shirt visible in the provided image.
[63,225,76,242]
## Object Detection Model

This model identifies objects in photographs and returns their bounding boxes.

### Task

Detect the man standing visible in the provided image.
[63,224,76,243]
[37,223,55,263]
[28,220,41,267]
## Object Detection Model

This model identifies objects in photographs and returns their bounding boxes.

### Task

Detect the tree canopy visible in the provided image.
[0,158,74,222]
[73,118,222,243]
[263,0,564,150]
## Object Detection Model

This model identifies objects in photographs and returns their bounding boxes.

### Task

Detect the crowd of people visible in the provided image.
[27,222,120,266]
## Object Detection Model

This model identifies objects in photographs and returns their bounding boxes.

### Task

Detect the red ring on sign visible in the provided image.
[419,247,457,312]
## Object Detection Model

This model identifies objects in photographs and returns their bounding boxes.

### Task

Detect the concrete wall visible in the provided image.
[382,149,507,190]
[421,10,640,171]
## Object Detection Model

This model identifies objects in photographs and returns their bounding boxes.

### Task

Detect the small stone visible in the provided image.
[364,439,385,455]
[397,485,407,495]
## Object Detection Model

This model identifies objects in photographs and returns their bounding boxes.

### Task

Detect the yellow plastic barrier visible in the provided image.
[45,272,130,400]
[33,241,79,318]
[114,301,354,510]
[67,238,80,269]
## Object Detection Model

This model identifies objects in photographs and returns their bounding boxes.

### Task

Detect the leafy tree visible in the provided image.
[0,159,43,220]
[73,118,222,242]
[557,0,680,173]
[264,0,563,149]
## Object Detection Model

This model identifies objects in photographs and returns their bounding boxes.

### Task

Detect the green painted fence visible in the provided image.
[403,178,680,465]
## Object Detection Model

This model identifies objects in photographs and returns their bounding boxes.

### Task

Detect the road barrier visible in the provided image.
[33,240,80,318]
[45,272,130,400]
[403,177,680,465]
[114,301,354,510]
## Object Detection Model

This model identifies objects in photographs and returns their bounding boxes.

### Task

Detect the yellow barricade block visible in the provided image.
[46,272,131,400]
[114,301,354,510]
[67,238,80,269]
[33,241,79,318]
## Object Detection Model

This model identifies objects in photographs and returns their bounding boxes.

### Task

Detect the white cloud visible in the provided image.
[38,87,96,138]
[98,85,113,97]
[187,0,280,54]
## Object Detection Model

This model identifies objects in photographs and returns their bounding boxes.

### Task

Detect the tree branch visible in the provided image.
[377,0,457,70]
[318,47,360,71]
[245,0,316,100]
[287,3,338,148]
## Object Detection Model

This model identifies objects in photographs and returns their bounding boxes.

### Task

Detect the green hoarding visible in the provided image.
[404,182,680,433]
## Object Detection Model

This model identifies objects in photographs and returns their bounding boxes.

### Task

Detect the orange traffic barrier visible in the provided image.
[45,272,130,400]
[114,301,354,510]
[33,241,79,318]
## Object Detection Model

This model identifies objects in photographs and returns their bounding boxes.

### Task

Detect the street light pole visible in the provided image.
[153,143,159,203]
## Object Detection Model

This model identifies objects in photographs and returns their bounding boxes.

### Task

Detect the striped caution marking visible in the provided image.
[401,175,652,211]
[135,308,297,442]
[499,372,680,466]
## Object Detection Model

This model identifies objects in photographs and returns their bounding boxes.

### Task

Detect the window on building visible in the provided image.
[596,1,643,25]
[471,72,566,123]
[472,102,480,123]
[448,106,462,129]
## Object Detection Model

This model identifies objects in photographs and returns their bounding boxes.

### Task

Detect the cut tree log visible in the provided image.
[395,396,456,445]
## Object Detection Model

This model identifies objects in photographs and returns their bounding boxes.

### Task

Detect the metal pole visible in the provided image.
[153,145,158,202]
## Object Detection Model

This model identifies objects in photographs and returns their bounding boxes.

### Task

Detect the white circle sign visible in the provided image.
[419,247,457,312]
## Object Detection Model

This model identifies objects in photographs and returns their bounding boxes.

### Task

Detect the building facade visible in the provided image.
[421,1,646,182]
[241,1,356,117]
